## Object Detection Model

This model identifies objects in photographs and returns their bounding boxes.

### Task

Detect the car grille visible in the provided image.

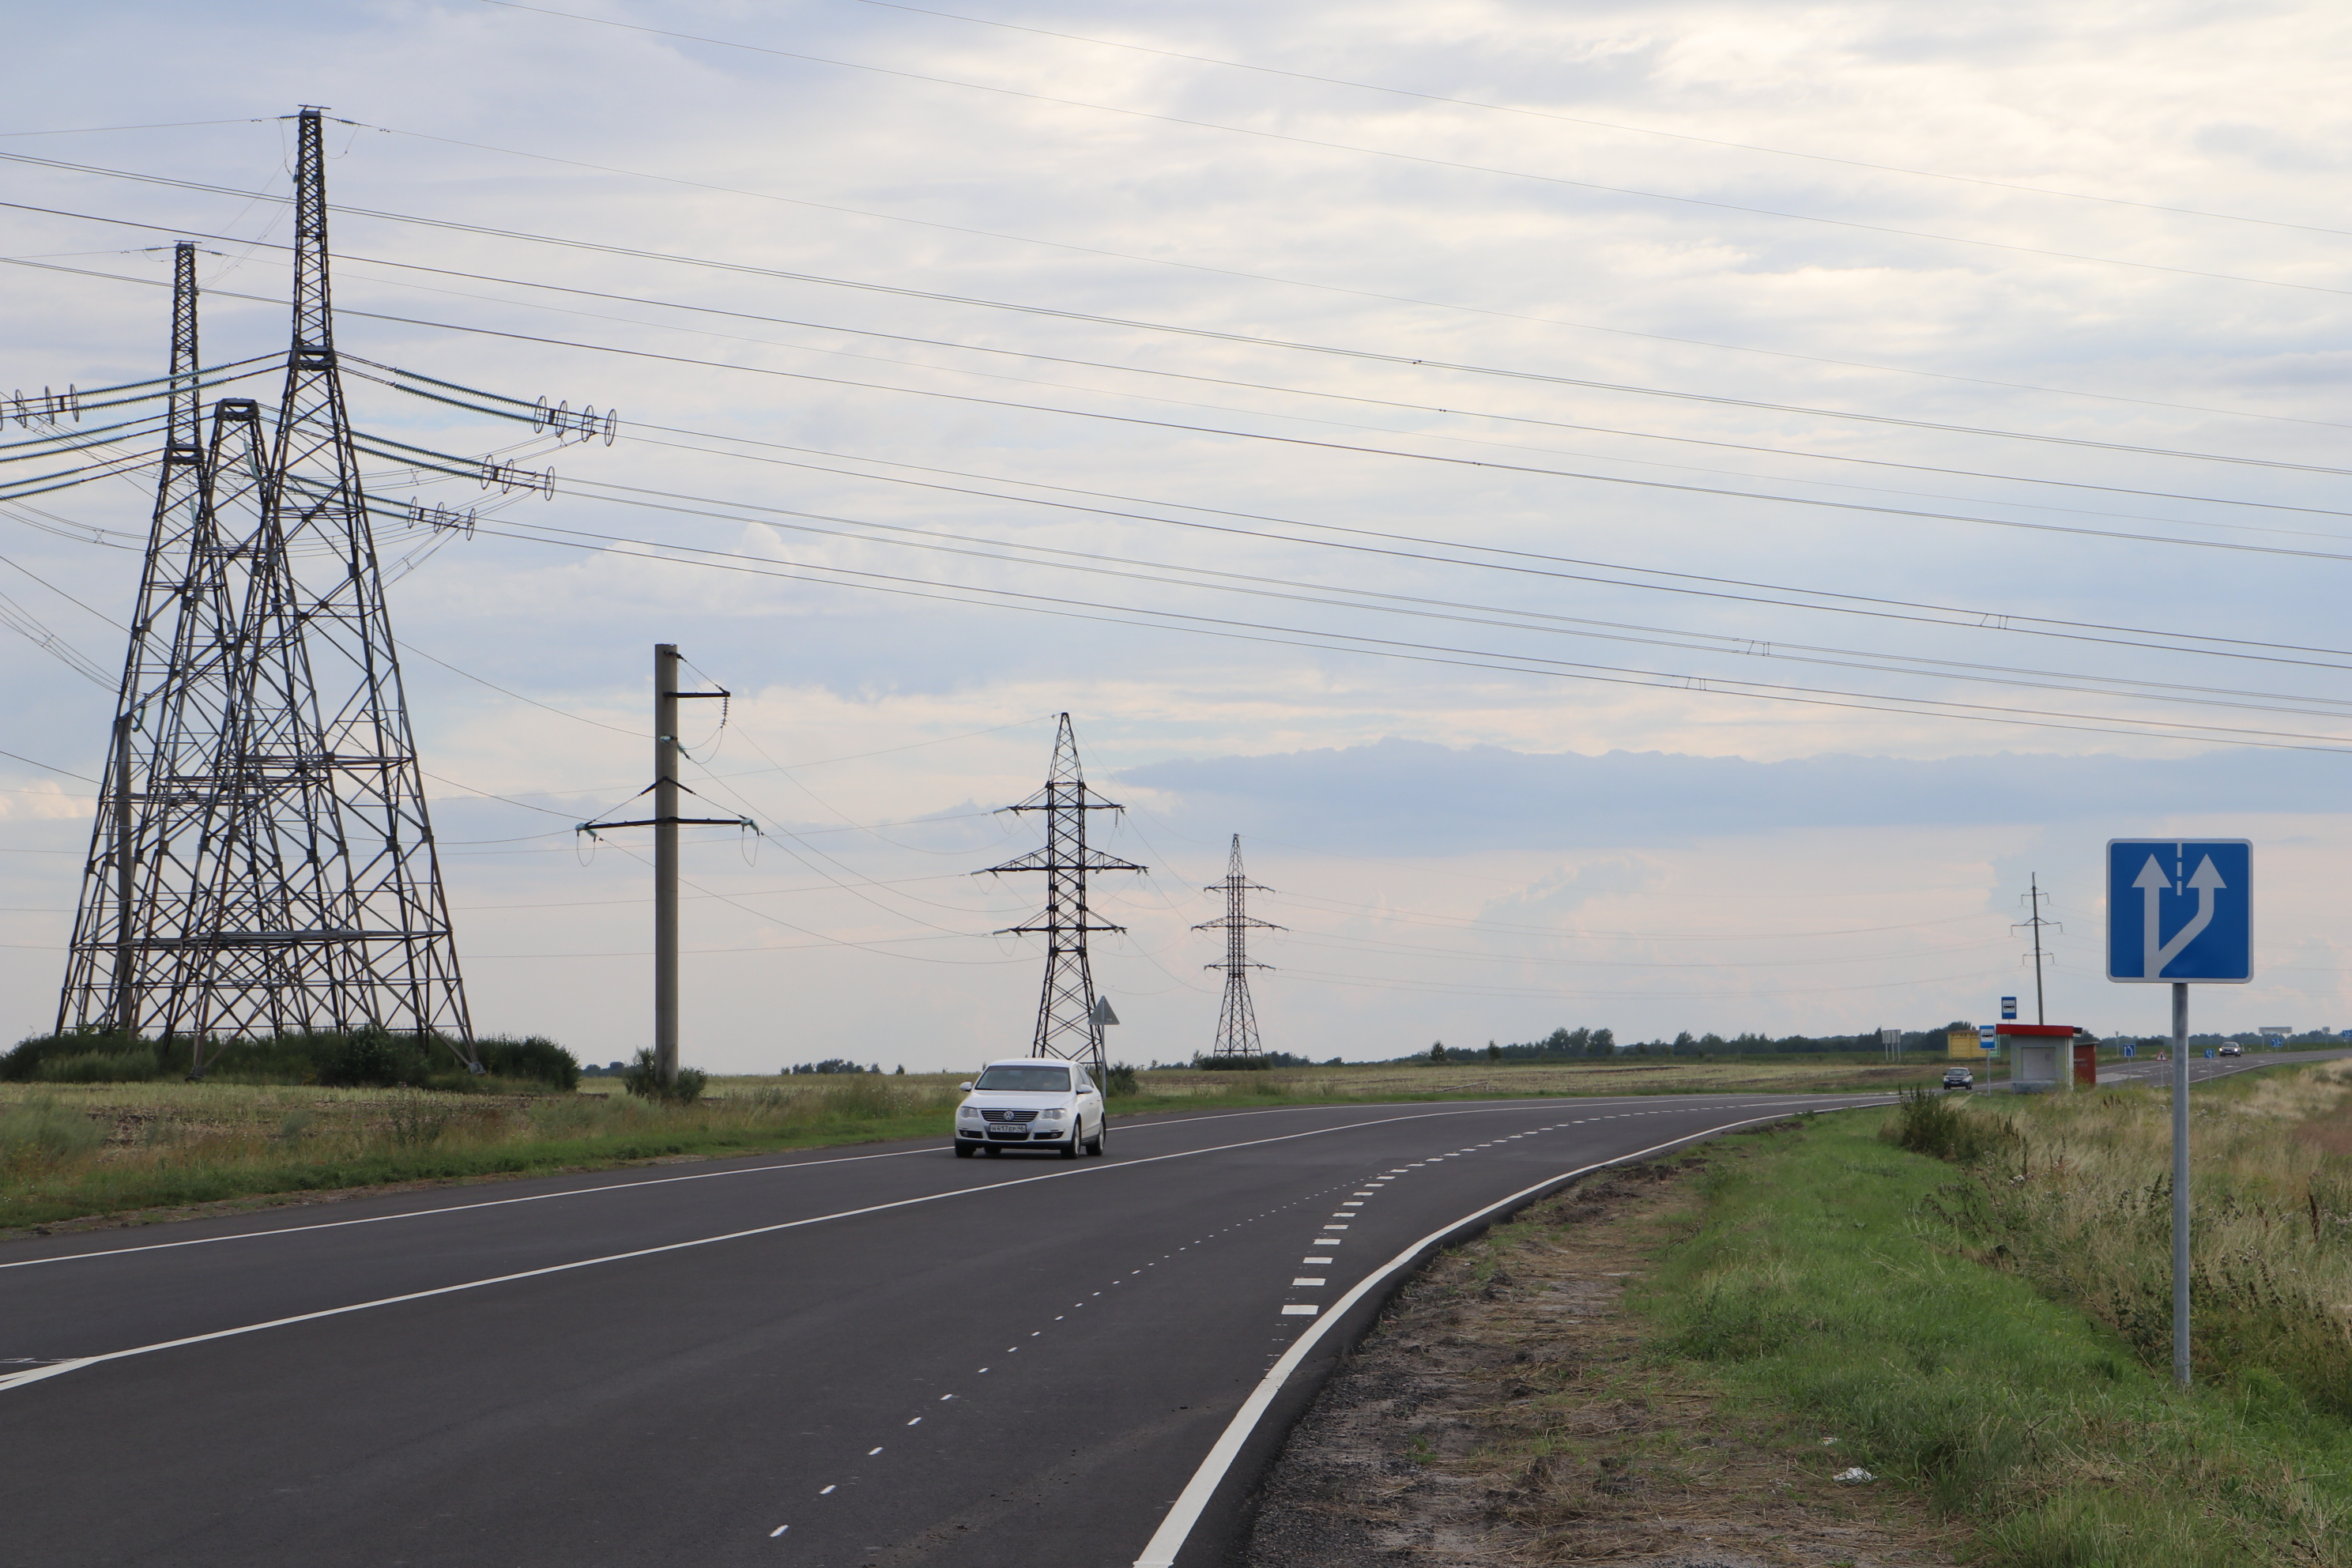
[981,1110,1038,1122]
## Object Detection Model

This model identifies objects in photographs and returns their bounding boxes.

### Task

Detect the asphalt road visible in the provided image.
[2090,1045,2351,1088]
[9,1060,2337,1566]
[1,1088,1917,1568]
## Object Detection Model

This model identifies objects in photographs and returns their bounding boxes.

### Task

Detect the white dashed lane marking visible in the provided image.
[766,1093,1883,1540]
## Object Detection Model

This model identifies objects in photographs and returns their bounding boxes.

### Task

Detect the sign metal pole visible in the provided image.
[2172,980,2190,1387]
[2107,839,2251,1394]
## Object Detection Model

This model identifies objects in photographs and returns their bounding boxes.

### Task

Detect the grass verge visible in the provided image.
[0,1080,958,1233]
[1639,1108,2352,1567]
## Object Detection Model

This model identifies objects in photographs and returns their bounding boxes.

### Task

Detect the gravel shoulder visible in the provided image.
[1244,1150,1962,1567]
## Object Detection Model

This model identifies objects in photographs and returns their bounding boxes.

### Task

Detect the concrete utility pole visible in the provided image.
[2014,875,2060,1024]
[654,643,680,1083]
[578,643,741,1087]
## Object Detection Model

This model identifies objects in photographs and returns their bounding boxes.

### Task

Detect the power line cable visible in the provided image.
[605,421,2352,673]
[452,507,2352,753]
[519,469,2352,722]
[12,193,2352,470]
[345,118,2352,431]
[292,262,2352,533]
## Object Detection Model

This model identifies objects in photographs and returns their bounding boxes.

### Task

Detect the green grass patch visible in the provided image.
[1636,1110,2352,1566]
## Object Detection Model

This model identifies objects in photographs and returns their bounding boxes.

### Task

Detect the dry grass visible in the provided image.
[0,1072,967,1232]
[1928,1061,2352,1410]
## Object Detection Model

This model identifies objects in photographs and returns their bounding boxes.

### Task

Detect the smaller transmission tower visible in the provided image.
[1194,835,1281,1060]
[980,714,1142,1080]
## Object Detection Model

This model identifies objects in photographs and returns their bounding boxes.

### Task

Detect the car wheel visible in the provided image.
[1086,1118,1105,1156]
[955,1140,976,1158]
[1061,1122,1081,1159]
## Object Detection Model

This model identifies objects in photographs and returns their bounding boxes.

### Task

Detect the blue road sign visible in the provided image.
[2124,1042,2135,1060]
[1978,1024,1997,1053]
[2108,840,2251,983]
[2000,996,2018,1020]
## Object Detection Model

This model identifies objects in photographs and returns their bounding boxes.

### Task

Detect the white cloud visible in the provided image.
[2,0,2346,1066]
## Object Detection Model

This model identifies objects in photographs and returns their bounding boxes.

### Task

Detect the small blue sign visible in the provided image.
[1978,1024,1997,1054]
[2123,1042,2135,1060]
[2107,839,2252,984]
[2000,996,2018,1021]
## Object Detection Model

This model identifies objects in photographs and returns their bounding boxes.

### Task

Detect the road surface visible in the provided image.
[23,1057,2326,1567]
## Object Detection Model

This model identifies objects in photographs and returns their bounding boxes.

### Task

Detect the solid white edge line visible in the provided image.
[1127,1099,1897,1568]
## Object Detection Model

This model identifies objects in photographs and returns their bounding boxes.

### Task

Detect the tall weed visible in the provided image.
[0,1097,106,1163]
[1937,1066,2352,1416]
[1881,1085,2017,1163]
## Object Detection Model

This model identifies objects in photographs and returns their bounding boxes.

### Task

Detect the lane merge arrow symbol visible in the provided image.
[2138,854,2225,978]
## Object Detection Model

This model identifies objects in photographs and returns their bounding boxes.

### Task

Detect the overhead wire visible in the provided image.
[430,461,2352,728]
[447,505,2352,753]
[10,190,2352,474]
[346,119,2352,433]
[605,420,2352,674]
[285,261,2352,537]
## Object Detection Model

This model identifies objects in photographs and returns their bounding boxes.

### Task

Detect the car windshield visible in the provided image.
[973,1065,1072,1093]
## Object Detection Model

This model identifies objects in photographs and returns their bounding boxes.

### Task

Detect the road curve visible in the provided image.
[1,1090,1910,1566]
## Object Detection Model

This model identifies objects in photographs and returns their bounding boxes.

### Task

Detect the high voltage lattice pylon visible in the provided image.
[57,107,474,1069]
[1194,834,1281,1060]
[980,714,1142,1078]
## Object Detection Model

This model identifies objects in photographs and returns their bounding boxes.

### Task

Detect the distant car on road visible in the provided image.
[1941,1066,1974,1090]
[954,1058,1106,1159]
[2218,1043,2243,1057]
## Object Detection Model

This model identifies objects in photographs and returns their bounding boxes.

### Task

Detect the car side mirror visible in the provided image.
[958,1082,974,1092]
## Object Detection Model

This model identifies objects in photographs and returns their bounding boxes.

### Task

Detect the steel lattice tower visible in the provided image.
[58,241,241,1037]
[58,109,474,1068]
[1193,835,1281,1059]
[980,714,1142,1077]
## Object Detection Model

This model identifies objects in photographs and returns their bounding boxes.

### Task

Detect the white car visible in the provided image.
[954,1058,1106,1159]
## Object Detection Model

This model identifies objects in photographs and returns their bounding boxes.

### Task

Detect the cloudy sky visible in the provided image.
[3,1,2348,1069]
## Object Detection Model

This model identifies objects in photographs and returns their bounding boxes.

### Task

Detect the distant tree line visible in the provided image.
[1396,1025,1977,1064]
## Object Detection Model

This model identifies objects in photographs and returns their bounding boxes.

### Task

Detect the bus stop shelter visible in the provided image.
[2000,1023,2086,1091]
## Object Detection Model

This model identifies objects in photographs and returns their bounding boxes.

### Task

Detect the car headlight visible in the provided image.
[958,1107,978,1120]
[1043,1109,1065,1121]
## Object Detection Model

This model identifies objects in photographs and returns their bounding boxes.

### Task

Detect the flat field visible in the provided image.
[0,1055,1947,1234]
